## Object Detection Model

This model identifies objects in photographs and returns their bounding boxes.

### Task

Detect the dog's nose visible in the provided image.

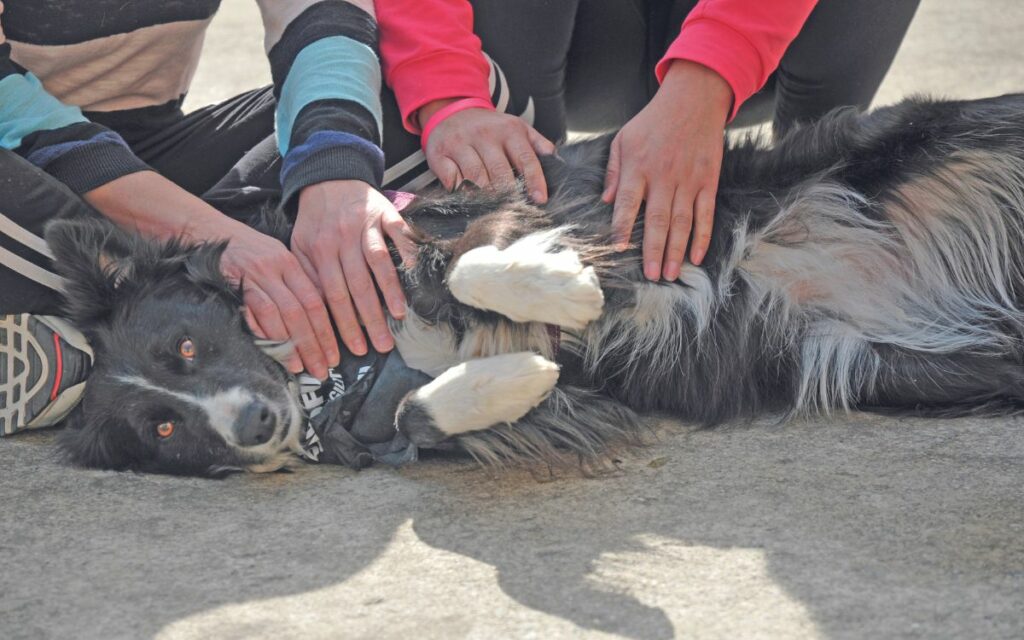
[233,400,277,446]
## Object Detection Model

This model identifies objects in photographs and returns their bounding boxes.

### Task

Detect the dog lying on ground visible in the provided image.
[46,93,1024,477]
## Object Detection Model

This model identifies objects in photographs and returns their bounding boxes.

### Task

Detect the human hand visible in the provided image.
[85,171,338,379]
[603,60,732,281]
[292,179,417,358]
[419,100,556,202]
[216,222,339,379]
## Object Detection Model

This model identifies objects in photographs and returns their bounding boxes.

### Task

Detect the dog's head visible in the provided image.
[45,218,304,477]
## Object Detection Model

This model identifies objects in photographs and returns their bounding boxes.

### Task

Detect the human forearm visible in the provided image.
[376,0,491,133]
[83,170,246,242]
[657,59,733,126]
[259,1,384,206]
[3,16,147,194]
[657,0,817,119]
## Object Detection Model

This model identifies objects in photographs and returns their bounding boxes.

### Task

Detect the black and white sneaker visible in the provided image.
[0,314,93,435]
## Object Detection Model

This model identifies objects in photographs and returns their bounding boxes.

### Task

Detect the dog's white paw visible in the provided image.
[396,352,560,446]
[447,230,604,329]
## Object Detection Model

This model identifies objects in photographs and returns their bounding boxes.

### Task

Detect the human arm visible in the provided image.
[606,0,818,280]
[2,2,338,378]
[376,0,554,201]
[1,1,149,195]
[256,0,417,356]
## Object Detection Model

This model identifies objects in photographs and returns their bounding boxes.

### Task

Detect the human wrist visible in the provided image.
[658,59,733,125]
[416,98,460,131]
[280,132,383,208]
[416,97,495,146]
[298,179,374,216]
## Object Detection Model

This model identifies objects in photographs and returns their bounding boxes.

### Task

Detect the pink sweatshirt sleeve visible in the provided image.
[656,0,819,120]
[376,0,493,134]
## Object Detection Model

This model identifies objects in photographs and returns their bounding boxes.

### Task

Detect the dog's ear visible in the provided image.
[183,240,239,303]
[44,218,136,326]
[57,404,146,471]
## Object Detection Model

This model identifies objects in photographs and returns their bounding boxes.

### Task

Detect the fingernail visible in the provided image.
[644,261,660,280]
[390,297,406,319]
[663,261,680,280]
[352,340,367,356]
[376,334,394,352]
[692,249,705,266]
[531,190,544,202]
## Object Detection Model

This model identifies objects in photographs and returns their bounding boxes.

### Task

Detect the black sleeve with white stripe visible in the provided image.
[1,43,149,194]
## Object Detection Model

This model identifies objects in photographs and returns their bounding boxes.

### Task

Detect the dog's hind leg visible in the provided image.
[856,346,1024,415]
[395,352,560,447]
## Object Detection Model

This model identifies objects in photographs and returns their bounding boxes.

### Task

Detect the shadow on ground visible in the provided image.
[2,413,1021,639]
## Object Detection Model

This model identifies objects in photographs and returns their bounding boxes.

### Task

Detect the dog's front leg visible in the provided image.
[394,352,560,447]
[446,229,605,329]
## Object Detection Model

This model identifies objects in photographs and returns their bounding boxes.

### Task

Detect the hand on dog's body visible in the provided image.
[82,171,425,382]
[84,171,338,379]
[293,179,418,358]
[418,101,556,202]
[605,60,733,282]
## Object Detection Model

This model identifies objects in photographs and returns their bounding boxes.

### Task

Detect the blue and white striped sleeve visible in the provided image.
[258,0,385,207]
[0,43,148,194]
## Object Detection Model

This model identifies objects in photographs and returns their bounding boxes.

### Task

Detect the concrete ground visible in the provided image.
[3,2,1024,638]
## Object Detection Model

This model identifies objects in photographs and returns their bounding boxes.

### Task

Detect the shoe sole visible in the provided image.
[0,314,92,435]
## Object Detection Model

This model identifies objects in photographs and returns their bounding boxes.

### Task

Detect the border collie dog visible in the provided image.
[47,94,1024,476]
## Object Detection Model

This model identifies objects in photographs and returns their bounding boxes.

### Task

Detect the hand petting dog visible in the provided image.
[419,102,556,202]
[293,180,418,360]
[604,60,733,281]
[84,171,340,381]
[284,106,553,376]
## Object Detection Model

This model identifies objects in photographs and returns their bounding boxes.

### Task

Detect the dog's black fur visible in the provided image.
[47,93,1024,476]
[46,225,304,476]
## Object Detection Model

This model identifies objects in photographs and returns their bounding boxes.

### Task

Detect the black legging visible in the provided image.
[471,0,922,140]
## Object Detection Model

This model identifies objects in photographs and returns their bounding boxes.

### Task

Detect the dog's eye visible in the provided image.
[178,337,196,360]
[156,421,175,439]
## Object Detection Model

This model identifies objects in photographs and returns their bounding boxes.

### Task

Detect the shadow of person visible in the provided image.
[404,414,1024,638]
[0,432,410,639]
[4,412,1022,639]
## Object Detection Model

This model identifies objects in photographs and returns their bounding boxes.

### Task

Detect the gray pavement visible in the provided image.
[3,2,1024,639]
